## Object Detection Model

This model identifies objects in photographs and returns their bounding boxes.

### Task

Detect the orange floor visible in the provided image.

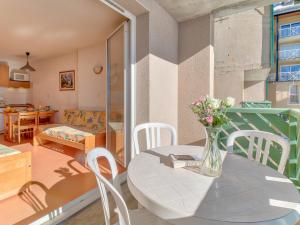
[0,135,125,225]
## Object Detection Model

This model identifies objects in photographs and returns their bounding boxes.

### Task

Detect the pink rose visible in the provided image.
[206,116,213,124]
[192,96,206,106]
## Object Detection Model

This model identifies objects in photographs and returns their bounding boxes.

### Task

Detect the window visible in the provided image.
[280,64,300,81]
[289,84,300,104]
[280,22,300,38]
[279,44,300,60]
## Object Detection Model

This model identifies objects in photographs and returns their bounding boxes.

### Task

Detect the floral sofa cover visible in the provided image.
[40,110,106,143]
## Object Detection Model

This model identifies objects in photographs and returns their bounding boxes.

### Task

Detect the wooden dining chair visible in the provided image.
[13,112,38,143]
[87,148,171,225]
[227,130,290,174]
[133,122,177,158]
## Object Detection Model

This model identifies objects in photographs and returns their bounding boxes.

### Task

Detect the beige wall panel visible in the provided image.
[244,81,266,102]
[215,70,244,105]
[149,54,178,127]
[136,0,179,131]
[178,14,214,145]
[136,13,150,125]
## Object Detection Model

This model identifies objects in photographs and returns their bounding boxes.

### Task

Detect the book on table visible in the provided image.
[169,154,202,168]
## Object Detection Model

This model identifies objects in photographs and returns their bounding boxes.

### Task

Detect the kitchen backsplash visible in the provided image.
[0,87,32,105]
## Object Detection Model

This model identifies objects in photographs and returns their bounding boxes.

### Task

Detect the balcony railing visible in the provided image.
[218,107,300,190]
[279,49,300,61]
[280,26,300,38]
[241,101,272,108]
[279,71,300,81]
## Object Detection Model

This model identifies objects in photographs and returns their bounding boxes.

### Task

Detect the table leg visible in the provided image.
[9,115,12,141]
[4,114,7,140]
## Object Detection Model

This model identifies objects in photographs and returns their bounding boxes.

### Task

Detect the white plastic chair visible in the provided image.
[133,122,177,157]
[227,130,290,174]
[87,148,171,225]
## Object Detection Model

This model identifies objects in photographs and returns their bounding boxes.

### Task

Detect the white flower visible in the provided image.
[210,98,220,109]
[225,97,235,106]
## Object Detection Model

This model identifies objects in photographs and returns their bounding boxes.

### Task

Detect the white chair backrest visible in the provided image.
[87,148,130,225]
[227,130,290,174]
[133,122,177,157]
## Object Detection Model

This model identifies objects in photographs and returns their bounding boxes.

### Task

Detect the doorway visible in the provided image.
[106,21,131,167]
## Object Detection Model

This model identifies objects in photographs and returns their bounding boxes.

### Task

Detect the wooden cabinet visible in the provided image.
[0,64,9,87]
[9,80,30,88]
[0,63,30,88]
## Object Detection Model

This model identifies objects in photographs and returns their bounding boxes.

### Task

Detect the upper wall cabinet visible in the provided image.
[0,63,30,88]
[0,63,9,87]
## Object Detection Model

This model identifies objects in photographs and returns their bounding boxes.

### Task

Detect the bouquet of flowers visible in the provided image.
[190,96,235,128]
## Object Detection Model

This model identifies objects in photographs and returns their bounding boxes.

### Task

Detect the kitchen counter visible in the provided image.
[0,104,34,108]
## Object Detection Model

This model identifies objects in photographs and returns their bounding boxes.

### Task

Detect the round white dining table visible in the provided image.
[127,145,300,225]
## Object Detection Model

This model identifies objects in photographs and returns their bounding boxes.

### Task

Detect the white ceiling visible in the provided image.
[155,0,281,21]
[0,0,126,60]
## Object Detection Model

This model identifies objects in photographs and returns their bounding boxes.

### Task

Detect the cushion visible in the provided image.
[85,111,103,129]
[61,110,79,124]
[61,109,105,129]
[43,125,93,142]
[72,110,86,126]
[0,144,20,158]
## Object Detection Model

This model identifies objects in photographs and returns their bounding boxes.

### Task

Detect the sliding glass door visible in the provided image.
[106,22,130,167]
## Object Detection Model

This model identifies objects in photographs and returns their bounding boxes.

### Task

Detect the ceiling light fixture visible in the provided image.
[20,52,36,72]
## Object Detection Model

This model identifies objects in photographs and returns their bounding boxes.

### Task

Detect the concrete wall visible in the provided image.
[214,6,271,104]
[268,81,300,108]
[118,0,274,147]
[244,81,266,101]
[178,14,214,145]
[135,0,178,141]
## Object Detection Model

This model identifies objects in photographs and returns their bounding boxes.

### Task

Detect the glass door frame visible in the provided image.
[106,21,131,167]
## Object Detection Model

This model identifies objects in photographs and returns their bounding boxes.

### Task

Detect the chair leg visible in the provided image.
[18,128,21,144]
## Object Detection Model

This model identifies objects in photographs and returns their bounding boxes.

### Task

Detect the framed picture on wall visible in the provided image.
[59,70,75,91]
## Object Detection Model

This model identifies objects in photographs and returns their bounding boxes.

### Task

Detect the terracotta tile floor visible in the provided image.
[0,135,125,225]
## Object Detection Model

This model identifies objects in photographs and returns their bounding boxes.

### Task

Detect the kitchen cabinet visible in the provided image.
[0,63,30,88]
[0,64,9,87]
[9,80,30,88]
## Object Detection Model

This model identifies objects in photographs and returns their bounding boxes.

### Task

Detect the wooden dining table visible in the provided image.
[127,145,300,225]
[3,110,58,142]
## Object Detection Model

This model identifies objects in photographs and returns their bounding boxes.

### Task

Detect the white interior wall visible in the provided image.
[77,43,106,111]
[32,42,106,121]
[31,52,78,121]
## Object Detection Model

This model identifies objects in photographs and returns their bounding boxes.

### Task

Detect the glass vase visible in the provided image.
[201,127,222,177]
